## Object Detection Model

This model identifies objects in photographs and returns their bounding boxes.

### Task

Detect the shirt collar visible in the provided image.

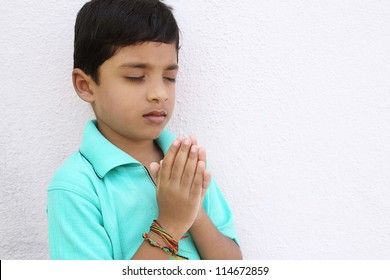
[79,120,176,178]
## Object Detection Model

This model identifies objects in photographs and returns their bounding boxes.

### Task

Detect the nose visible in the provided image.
[146,79,169,103]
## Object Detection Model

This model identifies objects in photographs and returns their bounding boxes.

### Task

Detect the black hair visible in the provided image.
[73,0,180,83]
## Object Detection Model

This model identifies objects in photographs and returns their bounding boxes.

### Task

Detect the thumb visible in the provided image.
[149,162,161,179]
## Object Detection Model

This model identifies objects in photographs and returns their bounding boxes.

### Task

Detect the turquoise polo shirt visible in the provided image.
[47,120,238,260]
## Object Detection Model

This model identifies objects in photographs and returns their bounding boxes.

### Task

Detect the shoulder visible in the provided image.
[48,151,101,199]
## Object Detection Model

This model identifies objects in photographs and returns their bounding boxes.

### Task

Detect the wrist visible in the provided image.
[147,220,189,260]
[155,217,185,241]
[190,208,208,231]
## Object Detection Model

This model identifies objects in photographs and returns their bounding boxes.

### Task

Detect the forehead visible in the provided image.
[110,42,178,68]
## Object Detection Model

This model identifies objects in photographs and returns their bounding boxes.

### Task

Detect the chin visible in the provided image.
[143,126,165,140]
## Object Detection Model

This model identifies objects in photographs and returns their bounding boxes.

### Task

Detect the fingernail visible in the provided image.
[198,161,205,168]
[184,138,190,146]
[191,145,198,153]
[173,140,179,147]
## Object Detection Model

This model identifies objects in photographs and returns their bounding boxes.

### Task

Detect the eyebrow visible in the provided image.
[119,63,179,71]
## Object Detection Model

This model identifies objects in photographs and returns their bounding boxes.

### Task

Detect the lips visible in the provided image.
[143,110,167,124]
[143,110,167,117]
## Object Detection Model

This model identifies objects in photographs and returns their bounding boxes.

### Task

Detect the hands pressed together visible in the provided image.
[135,136,242,260]
[149,136,211,240]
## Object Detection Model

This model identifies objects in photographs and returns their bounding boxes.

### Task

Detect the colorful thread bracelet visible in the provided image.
[150,220,179,253]
[142,220,188,260]
[142,233,187,260]
[142,233,173,255]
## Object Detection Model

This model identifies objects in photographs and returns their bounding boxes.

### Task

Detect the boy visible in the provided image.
[47,0,242,260]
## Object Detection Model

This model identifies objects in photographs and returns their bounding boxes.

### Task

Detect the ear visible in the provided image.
[72,68,96,103]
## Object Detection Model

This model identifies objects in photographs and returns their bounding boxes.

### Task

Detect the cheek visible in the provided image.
[169,88,176,103]
[96,92,116,115]
[99,85,132,108]
[170,95,176,108]
[94,88,128,117]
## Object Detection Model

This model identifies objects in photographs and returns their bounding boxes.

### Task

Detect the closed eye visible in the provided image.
[164,77,176,83]
[125,76,145,82]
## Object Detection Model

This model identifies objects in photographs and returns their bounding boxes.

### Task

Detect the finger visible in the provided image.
[170,138,192,182]
[198,147,207,164]
[159,139,180,183]
[180,145,199,193]
[198,147,209,190]
[189,135,198,146]
[149,162,160,179]
[190,161,205,199]
[202,169,211,197]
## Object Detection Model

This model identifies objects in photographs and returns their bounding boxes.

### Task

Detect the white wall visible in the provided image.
[1,0,389,259]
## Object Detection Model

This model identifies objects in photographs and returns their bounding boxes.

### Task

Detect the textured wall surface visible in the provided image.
[1,0,390,259]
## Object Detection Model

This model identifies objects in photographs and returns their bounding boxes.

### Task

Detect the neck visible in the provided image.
[96,120,164,166]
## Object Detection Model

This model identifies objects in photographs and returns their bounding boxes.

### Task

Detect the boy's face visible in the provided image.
[89,42,178,143]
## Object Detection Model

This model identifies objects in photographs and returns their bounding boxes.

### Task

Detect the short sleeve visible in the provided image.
[47,185,113,259]
[202,177,240,246]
